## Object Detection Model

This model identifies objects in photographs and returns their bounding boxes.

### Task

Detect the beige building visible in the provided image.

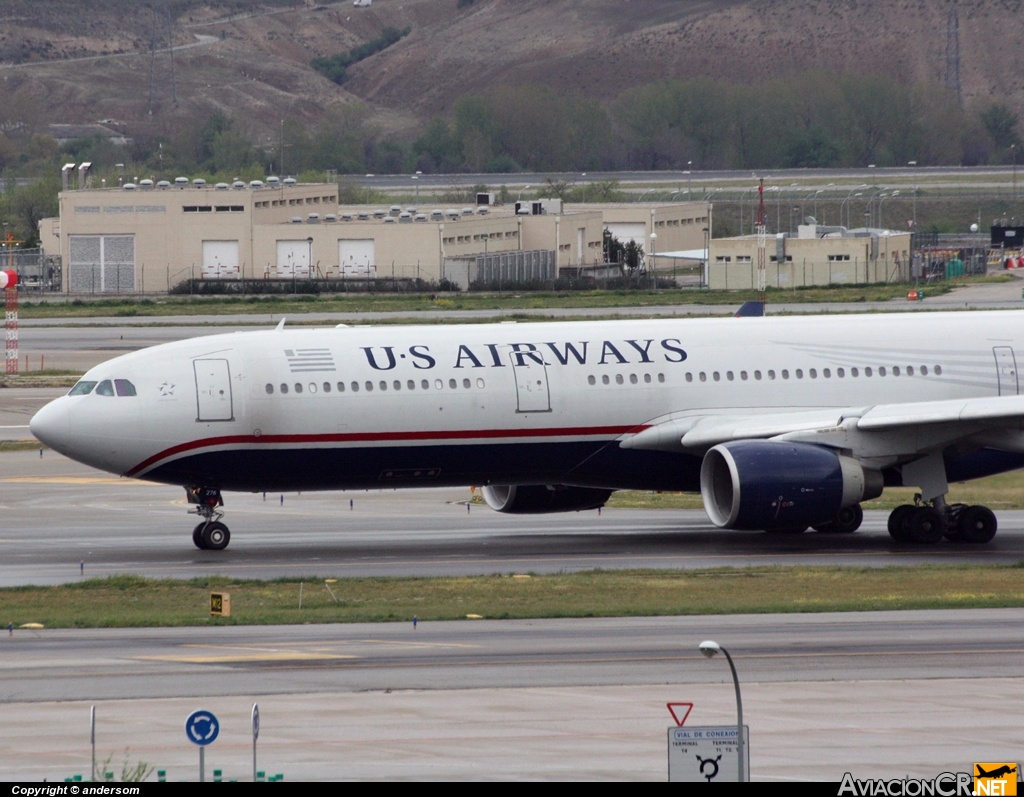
[708,224,912,290]
[40,180,710,293]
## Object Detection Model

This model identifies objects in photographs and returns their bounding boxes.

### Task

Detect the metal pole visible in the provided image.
[720,647,745,782]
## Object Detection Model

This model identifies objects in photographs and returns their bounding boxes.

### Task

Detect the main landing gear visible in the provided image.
[885,453,998,545]
[887,496,997,545]
[186,487,231,551]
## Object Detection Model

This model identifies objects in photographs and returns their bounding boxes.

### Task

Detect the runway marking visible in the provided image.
[139,651,357,663]
[180,640,479,653]
[228,645,1024,673]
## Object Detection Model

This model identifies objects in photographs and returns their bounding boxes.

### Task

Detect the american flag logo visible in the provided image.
[284,348,335,373]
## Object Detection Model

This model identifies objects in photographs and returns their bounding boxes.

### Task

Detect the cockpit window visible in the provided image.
[114,379,137,397]
[68,380,98,396]
[95,380,115,396]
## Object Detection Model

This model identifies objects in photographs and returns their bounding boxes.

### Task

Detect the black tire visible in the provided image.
[829,505,863,534]
[201,521,230,551]
[907,506,944,544]
[958,505,997,544]
[887,505,915,541]
[192,522,207,550]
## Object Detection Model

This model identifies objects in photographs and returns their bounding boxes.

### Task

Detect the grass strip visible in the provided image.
[17,281,971,319]
[4,565,1023,629]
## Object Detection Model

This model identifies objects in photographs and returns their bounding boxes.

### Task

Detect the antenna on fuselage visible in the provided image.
[275,318,286,331]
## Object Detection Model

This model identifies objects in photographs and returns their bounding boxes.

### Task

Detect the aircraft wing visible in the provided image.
[622,394,1024,462]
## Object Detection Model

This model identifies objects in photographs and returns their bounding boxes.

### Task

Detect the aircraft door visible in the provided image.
[509,352,551,413]
[194,358,235,421]
[994,346,1019,395]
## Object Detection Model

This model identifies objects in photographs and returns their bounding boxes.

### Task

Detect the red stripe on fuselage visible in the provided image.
[124,424,646,478]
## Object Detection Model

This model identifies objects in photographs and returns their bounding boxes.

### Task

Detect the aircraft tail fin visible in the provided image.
[734,301,765,317]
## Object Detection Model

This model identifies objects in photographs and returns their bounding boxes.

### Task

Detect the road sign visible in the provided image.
[666,702,694,726]
[668,725,749,782]
[185,710,220,747]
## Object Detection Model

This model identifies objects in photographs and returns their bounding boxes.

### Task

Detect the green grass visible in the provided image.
[5,566,1024,629]
[17,281,966,320]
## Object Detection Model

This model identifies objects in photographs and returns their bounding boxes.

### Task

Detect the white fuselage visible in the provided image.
[29,311,1024,494]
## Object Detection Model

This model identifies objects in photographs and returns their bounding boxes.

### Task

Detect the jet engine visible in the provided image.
[482,484,612,514]
[700,441,882,530]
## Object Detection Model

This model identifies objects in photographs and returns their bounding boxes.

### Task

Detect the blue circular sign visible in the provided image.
[185,709,220,747]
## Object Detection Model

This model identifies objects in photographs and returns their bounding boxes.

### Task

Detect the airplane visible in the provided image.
[976,765,1017,779]
[28,310,1024,551]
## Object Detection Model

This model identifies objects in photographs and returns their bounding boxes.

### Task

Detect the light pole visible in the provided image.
[517,184,531,201]
[687,161,692,200]
[702,226,709,288]
[649,232,657,288]
[877,190,899,231]
[699,640,745,782]
[1012,144,1018,204]
[841,185,867,228]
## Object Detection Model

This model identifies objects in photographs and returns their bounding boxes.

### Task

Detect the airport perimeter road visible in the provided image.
[1,611,1021,781]
[2,450,1024,586]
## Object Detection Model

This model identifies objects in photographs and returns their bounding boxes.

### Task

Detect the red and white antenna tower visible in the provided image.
[756,179,767,306]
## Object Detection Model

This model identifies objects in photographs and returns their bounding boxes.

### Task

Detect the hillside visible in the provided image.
[0,0,1021,148]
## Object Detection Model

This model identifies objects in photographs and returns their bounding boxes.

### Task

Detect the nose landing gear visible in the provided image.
[186,487,231,550]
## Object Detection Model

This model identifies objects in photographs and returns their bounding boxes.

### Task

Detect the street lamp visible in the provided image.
[699,640,745,782]
[877,190,899,231]
[649,232,657,288]
[517,184,531,201]
[841,185,867,228]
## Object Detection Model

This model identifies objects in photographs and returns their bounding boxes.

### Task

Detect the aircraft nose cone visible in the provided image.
[29,399,70,453]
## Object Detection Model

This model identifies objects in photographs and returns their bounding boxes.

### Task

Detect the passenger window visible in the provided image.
[280,383,289,394]
[114,379,137,397]
[95,380,115,396]
[265,384,274,395]
[69,380,98,396]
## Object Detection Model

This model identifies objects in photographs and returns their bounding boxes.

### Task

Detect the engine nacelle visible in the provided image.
[700,441,883,530]
[482,484,612,514]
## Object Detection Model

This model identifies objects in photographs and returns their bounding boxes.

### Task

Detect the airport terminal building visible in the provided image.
[708,223,913,289]
[39,179,711,293]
